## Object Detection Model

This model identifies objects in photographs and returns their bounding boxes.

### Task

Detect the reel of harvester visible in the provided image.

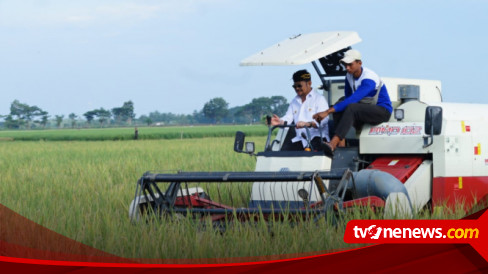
[129,169,355,225]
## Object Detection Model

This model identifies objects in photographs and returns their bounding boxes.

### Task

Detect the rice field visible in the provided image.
[1,136,345,260]
[0,125,268,141]
[0,133,476,261]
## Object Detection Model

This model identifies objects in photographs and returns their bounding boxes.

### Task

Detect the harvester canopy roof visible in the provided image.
[240,31,361,66]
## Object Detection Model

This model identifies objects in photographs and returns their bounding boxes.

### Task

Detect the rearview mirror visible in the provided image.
[423,106,442,148]
[424,106,442,135]
[234,131,245,153]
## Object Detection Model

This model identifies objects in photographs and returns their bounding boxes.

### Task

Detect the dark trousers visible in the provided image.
[332,103,391,139]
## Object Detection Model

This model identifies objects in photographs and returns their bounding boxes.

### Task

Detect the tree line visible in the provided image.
[0,96,289,129]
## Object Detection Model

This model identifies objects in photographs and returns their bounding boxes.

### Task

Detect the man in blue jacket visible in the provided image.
[313,49,392,156]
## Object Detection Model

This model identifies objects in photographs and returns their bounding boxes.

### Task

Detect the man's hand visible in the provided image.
[312,111,328,123]
[313,107,335,123]
[270,114,282,126]
[296,121,315,128]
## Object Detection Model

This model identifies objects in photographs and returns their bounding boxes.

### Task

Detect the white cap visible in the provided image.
[341,49,361,63]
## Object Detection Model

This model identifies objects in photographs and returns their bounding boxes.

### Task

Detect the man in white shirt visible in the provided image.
[270,70,330,151]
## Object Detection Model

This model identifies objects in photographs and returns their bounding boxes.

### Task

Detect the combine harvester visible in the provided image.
[130,31,488,223]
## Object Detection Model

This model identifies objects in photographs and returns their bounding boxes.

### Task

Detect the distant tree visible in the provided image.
[9,100,28,119]
[232,96,289,124]
[69,113,77,128]
[133,95,287,126]
[270,95,289,116]
[39,111,49,128]
[202,97,229,124]
[234,97,272,124]
[249,97,273,118]
[227,106,245,124]
[234,106,253,124]
[122,100,135,124]
[112,100,135,125]
[3,115,20,129]
[54,115,64,128]
[96,108,111,127]
[8,100,46,129]
[83,110,96,125]
[111,107,123,124]
[192,110,210,124]
[25,106,43,129]
[139,115,153,126]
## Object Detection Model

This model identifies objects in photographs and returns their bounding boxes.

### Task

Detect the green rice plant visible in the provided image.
[3,136,350,260]
[0,125,269,141]
[0,135,476,260]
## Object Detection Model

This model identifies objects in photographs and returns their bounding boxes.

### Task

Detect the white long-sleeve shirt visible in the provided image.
[281,89,330,146]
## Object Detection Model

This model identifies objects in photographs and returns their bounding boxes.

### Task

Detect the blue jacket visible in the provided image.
[334,67,392,113]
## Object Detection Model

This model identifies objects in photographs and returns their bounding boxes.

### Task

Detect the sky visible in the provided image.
[1,0,487,118]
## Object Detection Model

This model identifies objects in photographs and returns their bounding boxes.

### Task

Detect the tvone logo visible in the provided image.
[354,225,382,239]
[366,225,382,239]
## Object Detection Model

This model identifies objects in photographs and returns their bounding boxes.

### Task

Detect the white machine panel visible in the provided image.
[430,103,488,177]
[240,31,361,66]
[404,160,432,212]
[382,77,442,103]
[255,154,331,172]
[360,122,426,154]
[251,154,332,203]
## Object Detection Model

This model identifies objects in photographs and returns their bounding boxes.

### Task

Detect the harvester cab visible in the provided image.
[130,32,488,223]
